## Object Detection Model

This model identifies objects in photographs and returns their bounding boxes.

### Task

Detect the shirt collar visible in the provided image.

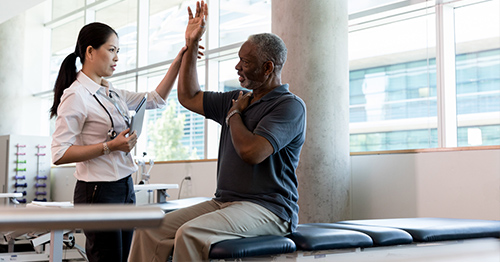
[76,71,108,96]
[259,84,289,102]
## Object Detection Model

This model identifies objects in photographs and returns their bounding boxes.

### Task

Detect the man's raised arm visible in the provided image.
[178,1,208,115]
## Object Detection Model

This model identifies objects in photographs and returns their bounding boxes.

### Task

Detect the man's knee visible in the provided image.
[175,222,198,240]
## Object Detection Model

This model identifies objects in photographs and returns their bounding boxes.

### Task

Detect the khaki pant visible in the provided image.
[128,199,289,262]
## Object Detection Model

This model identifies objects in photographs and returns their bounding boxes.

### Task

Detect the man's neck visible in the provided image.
[251,76,281,102]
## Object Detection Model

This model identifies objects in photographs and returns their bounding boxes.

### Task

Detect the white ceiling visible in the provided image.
[0,0,418,26]
[0,0,46,24]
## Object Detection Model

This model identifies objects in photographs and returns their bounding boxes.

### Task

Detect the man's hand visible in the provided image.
[230,91,252,113]
[185,1,208,43]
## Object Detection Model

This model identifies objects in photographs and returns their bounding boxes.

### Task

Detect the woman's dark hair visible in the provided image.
[50,22,117,118]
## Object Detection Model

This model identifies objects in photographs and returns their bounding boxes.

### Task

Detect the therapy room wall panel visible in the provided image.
[145,160,218,200]
[414,149,500,219]
[351,153,419,219]
[51,160,218,202]
[351,149,500,220]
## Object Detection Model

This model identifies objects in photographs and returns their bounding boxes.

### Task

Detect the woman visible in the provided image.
[50,22,185,262]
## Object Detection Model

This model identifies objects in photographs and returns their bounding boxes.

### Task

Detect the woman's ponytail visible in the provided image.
[50,52,78,118]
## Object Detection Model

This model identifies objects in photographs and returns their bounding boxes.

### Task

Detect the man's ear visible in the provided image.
[263,61,274,76]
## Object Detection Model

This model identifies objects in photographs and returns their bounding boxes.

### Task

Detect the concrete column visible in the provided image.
[0,4,48,136]
[272,0,350,223]
[0,15,26,135]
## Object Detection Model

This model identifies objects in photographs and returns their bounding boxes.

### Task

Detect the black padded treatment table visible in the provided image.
[208,217,500,261]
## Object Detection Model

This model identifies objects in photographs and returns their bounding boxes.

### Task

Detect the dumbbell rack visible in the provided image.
[0,135,51,205]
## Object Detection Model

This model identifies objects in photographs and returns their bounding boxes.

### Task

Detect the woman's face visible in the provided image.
[92,33,119,78]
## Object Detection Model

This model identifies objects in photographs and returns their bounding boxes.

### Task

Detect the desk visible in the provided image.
[0,192,23,205]
[0,193,23,198]
[155,197,212,213]
[134,183,178,204]
[0,205,164,262]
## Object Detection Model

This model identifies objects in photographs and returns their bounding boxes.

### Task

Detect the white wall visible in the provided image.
[351,149,500,220]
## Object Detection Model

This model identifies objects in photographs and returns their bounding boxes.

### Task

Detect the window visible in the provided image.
[138,66,206,161]
[148,1,189,65]
[349,2,437,152]
[51,0,84,20]
[44,0,271,161]
[43,0,497,158]
[49,18,84,92]
[348,0,500,152]
[95,0,138,73]
[454,0,500,147]
[218,0,271,47]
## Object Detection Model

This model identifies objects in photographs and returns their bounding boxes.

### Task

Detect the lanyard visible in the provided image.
[94,90,130,129]
[96,90,130,127]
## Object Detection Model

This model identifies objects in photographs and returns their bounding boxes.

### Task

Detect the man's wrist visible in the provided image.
[226,109,241,126]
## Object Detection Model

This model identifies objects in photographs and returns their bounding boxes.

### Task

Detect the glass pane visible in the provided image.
[350,129,438,152]
[95,0,138,73]
[52,0,85,20]
[49,18,85,91]
[219,0,271,47]
[219,57,242,92]
[149,0,191,65]
[141,66,205,161]
[349,11,437,152]
[458,125,500,147]
[109,74,137,92]
[454,0,500,147]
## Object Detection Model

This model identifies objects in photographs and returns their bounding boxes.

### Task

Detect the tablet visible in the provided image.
[130,94,147,137]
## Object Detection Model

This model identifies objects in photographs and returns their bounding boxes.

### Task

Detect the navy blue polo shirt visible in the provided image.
[203,84,306,231]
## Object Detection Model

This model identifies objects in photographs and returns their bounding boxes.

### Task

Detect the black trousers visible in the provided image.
[74,175,136,262]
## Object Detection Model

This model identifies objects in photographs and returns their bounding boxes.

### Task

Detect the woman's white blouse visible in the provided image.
[51,71,166,182]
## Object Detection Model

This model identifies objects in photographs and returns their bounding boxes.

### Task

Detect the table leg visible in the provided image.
[50,230,63,262]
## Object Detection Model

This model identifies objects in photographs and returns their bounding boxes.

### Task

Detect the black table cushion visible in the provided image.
[339,217,500,242]
[306,222,413,246]
[287,224,373,251]
[209,235,296,259]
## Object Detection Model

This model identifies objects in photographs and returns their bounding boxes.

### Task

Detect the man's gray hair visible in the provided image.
[247,33,287,74]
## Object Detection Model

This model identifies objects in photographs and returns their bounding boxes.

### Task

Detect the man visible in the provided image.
[129,2,306,261]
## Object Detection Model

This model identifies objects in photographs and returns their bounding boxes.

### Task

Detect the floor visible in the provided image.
[225,238,500,262]
[2,237,498,261]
